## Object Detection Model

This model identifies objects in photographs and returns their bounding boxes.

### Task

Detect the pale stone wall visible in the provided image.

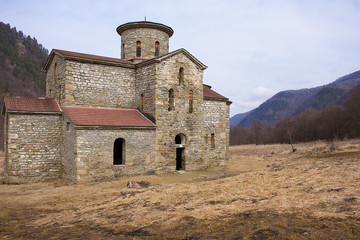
[62,60,136,108]
[62,114,77,181]
[121,28,170,60]
[203,99,230,165]
[135,64,157,121]
[46,54,66,104]
[154,53,206,171]
[5,113,62,183]
[75,127,156,181]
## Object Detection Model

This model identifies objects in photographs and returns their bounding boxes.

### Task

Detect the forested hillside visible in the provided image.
[0,22,48,149]
[231,70,360,127]
[230,83,360,145]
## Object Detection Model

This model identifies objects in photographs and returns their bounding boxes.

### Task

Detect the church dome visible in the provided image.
[117,21,174,61]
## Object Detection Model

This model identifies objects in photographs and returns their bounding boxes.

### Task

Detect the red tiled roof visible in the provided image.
[203,84,228,101]
[54,49,134,65]
[62,107,156,127]
[4,97,61,113]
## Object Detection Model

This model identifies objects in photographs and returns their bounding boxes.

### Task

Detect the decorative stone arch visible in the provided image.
[175,133,186,145]
[113,138,125,165]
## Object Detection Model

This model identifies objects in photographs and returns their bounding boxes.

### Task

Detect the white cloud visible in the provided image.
[252,86,275,98]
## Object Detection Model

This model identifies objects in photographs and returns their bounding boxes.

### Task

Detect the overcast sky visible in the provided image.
[1,0,360,116]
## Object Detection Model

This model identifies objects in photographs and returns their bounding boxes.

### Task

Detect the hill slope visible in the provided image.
[231,70,360,127]
[229,110,251,126]
[0,22,48,149]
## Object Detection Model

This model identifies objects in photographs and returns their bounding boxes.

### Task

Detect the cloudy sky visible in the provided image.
[1,0,360,116]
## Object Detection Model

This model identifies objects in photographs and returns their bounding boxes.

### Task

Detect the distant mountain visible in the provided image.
[231,70,360,127]
[0,22,48,149]
[229,111,251,126]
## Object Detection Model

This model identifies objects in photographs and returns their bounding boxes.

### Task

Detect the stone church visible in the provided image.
[2,21,231,183]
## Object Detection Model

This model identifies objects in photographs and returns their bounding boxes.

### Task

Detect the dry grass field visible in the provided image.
[0,140,360,239]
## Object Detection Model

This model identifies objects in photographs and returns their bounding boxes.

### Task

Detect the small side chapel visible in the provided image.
[2,21,231,183]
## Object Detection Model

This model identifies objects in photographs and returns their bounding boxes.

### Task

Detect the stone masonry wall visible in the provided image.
[135,64,157,121]
[155,53,206,171]
[46,54,66,104]
[75,127,156,182]
[5,113,62,183]
[203,99,230,165]
[121,28,169,60]
[62,60,137,108]
[62,114,77,181]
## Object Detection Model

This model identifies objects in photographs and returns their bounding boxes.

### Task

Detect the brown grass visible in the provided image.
[1,139,360,239]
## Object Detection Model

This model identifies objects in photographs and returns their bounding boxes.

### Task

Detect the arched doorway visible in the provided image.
[175,134,185,170]
[113,138,125,165]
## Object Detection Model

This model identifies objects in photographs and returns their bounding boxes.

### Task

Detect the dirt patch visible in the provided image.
[1,140,360,239]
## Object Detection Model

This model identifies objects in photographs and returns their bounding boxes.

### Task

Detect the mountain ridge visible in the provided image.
[231,70,360,127]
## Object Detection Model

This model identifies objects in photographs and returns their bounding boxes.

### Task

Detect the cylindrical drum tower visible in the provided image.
[117,21,174,61]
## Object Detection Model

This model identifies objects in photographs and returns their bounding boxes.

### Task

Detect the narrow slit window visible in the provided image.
[168,89,174,111]
[189,90,193,113]
[211,133,215,148]
[155,41,160,56]
[140,93,144,111]
[121,43,125,59]
[54,63,57,77]
[179,67,184,85]
[136,41,141,57]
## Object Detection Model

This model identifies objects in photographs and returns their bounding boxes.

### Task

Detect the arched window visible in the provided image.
[140,93,144,111]
[175,134,182,144]
[114,138,125,165]
[155,41,160,57]
[189,90,193,113]
[179,67,184,85]
[210,133,215,148]
[168,89,174,111]
[175,133,186,145]
[136,41,141,57]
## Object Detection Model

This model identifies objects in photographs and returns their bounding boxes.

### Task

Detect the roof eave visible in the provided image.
[44,49,136,72]
[204,96,229,102]
[5,110,63,115]
[43,49,59,72]
[74,125,156,130]
[136,48,208,70]
[62,55,136,68]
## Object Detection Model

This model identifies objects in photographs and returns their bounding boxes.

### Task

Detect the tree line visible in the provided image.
[230,84,360,146]
[0,22,48,91]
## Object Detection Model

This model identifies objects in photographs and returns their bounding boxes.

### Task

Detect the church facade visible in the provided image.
[2,21,231,183]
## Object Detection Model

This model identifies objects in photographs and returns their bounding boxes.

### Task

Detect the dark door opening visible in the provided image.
[114,138,124,165]
[176,148,184,170]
